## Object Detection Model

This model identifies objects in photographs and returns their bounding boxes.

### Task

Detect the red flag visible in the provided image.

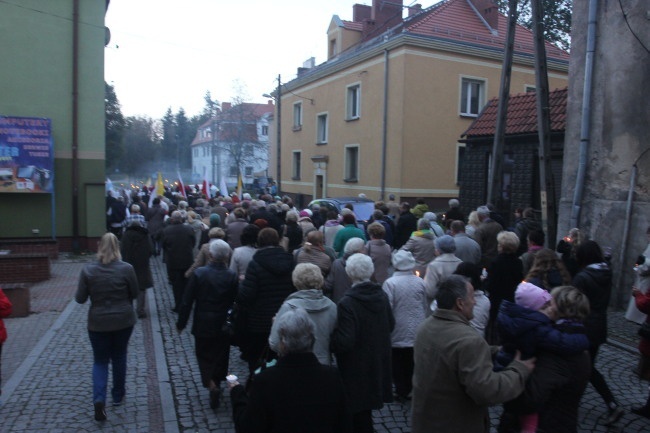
[177,171,186,198]
[202,179,209,197]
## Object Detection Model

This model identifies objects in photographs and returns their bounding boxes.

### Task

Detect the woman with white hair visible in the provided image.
[230,308,352,432]
[332,253,395,433]
[76,233,139,421]
[269,263,337,365]
[176,239,238,411]
[324,237,366,303]
[423,235,462,304]
[423,212,445,237]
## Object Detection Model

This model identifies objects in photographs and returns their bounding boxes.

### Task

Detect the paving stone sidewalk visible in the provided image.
[1,254,650,432]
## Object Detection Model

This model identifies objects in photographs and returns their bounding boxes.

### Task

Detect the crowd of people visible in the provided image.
[72,188,650,432]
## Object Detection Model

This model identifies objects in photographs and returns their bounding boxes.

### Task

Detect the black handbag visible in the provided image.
[638,322,650,340]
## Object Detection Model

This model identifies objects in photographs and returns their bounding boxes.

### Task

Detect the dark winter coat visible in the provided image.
[495,301,589,370]
[237,247,295,334]
[145,204,166,238]
[230,352,352,433]
[507,320,591,433]
[484,253,524,321]
[331,281,395,413]
[161,222,195,270]
[514,217,542,256]
[120,225,154,290]
[177,262,238,338]
[394,211,417,249]
[572,263,612,346]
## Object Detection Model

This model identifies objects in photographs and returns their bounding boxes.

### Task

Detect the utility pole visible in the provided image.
[531,0,557,245]
[275,74,282,194]
[488,0,518,207]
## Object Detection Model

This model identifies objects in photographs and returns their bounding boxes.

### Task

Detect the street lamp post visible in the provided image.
[264,74,281,194]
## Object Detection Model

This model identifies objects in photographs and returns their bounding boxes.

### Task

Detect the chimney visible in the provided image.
[353,4,371,22]
[469,0,499,31]
[408,4,422,17]
[363,0,403,40]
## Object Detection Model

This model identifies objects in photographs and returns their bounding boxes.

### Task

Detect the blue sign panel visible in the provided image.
[0,116,54,193]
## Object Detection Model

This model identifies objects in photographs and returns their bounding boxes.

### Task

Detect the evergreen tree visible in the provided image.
[498,0,572,51]
[122,116,159,177]
[105,82,125,173]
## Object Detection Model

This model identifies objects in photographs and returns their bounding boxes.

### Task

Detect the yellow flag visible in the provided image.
[155,172,165,197]
[236,173,243,197]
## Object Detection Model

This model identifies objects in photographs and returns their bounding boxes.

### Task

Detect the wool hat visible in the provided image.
[392,249,415,271]
[515,282,552,311]
[477,205,490,216]
[299,210,310,218]
[209,213,221,228]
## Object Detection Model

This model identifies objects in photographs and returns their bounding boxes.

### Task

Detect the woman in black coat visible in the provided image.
[484,231,524,344]
[120,220,154,318]
[331,253,394,433]
[237,228,295,376]
[572,240,624,425]
[177,240,238,410]
[229,308,351,433]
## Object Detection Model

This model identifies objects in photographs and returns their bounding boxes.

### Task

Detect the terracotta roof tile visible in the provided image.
[462,87,568,138]
[403,0,569,62]
[342,20,363,31]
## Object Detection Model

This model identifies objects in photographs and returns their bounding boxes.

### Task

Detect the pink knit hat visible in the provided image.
[515,282,552,311]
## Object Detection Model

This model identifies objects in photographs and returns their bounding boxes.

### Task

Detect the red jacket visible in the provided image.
[0,288,12,343]
[634,290,650,357]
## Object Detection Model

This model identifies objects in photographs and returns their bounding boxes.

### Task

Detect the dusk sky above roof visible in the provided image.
[105,0,382,119]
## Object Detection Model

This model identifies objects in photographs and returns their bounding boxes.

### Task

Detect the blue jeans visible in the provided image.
[88,327,133,404]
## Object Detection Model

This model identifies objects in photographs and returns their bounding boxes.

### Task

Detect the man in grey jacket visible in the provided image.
[411,275,535,433]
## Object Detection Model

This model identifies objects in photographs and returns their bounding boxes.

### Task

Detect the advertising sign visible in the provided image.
[0,116,54,193]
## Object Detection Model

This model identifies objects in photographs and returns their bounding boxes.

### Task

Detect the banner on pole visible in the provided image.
[0,116,54,193]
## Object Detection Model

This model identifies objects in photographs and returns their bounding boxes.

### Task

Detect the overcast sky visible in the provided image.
[104,0,379,119]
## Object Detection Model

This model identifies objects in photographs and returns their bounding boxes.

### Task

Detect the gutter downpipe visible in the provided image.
[616,148,650,307]
[569,0,598,230]
[380,48,389,201]
[71,0,80,253]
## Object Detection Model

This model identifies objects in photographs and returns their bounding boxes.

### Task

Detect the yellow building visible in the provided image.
[275,0,569,209]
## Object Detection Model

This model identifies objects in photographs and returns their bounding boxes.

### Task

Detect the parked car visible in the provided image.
[308,197,375,224]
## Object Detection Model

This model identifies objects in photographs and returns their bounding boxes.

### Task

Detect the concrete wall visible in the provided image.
[559,0,650,307]
[0,0,106,249]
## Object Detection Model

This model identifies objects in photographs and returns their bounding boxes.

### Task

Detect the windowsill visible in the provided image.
[292,125,302,132]
[343,178,358,183]
[316,141,328,146]
[291,176,301,181]
[460,113,479,118]
[345,116,360,122]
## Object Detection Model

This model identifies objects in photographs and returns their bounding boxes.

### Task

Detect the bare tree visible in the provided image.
[214,97,270,181]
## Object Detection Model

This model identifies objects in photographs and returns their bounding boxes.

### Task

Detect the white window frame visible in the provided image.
[344,144,359,182]
[346,83,361,120]
[244,166,253,177]
[293,102,303,130]
[292,150,301,180]
[261,125,269,136]
[525,84,537,93]
[459,76,486,117]
[316,112,328,144]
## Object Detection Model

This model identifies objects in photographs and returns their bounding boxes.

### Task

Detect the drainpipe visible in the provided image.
[615,148,650,307]
[380,49,389,201]
[569,0,598,230]
[71,0,80,253]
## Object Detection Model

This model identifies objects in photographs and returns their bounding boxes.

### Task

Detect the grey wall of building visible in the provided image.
[559,0,650,306]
